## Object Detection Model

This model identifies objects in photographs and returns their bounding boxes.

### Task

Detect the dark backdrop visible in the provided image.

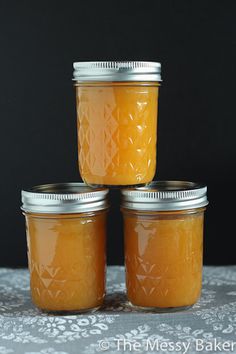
[0,0,235,266]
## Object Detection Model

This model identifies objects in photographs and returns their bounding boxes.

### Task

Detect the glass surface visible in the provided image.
[24,211,107,313]
[75,82,159,187]
[122,208,205,310]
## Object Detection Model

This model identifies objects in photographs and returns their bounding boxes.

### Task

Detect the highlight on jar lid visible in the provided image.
[73,61,161,82]
[121,181,208,211]
[21,183,109,214]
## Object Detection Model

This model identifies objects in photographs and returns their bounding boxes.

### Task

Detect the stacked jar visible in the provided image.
[21,61,208,313]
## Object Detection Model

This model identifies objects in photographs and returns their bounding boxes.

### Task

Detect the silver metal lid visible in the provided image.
[21,183,109,214]
[121,181,208,211]
[73,61,161,82]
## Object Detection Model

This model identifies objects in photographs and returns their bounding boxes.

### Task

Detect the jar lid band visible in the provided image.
[21,183,109,214]
[121,181,208,211]
[73,61,161,82]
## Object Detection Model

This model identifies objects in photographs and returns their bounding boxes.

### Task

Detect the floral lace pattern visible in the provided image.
[0,266,235,353]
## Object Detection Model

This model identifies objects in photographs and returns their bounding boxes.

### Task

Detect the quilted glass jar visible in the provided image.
[73,61,161,187]
[21,183,108,313]
[121,181,208,312]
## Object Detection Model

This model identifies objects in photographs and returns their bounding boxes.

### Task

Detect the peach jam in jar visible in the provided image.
[121,181,208,312]
[21,183,108,314]
[73,61,161,187]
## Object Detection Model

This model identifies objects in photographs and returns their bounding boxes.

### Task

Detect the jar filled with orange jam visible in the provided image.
[73,61,161,187]
[21,183,108,313]
[121,181,208,312]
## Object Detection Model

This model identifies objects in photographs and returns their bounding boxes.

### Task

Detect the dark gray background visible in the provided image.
[0,0,235,266]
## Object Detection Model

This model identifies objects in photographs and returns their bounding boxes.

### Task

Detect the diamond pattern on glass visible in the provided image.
[76,85,158,185]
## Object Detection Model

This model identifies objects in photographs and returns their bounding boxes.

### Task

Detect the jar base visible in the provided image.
[39,305,101,315]
[126,301,193,313]
[84,182,151,189]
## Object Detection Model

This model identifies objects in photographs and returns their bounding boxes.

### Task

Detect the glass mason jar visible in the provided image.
[73,61,161,187]
[21,183,108,314]
[121,181,209,312]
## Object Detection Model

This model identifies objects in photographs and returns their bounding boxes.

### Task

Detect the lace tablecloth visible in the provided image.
[0,266,236,354]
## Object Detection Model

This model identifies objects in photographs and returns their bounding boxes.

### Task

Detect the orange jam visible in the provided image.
[25,211,107,312]
[121,181,208,311]
[123,209,204,309]
[75,81,159,186]
[21,183,108,313]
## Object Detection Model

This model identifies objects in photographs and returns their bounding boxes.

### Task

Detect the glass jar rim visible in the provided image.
[21,183,109,214]
[121,181,208,212]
